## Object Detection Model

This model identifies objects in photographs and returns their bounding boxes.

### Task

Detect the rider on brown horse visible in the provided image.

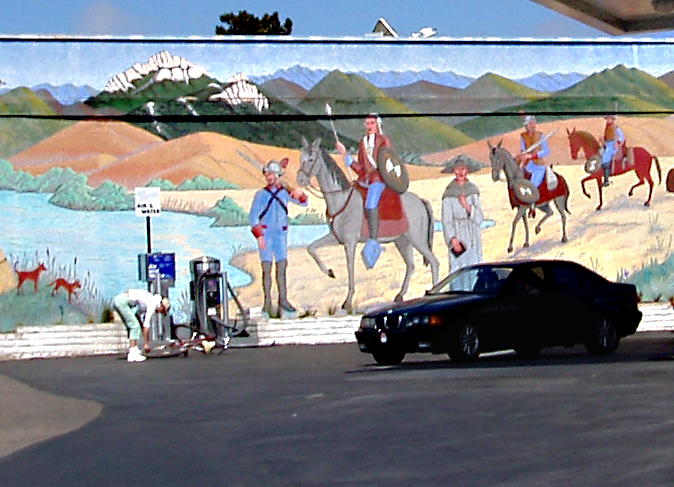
[601,114,625,187]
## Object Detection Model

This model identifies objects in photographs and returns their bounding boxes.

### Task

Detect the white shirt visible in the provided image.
[127,289,163,329]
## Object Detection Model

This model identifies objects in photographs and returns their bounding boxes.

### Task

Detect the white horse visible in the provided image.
[297,138,439,313]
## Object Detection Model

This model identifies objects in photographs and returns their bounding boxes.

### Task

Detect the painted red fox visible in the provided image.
[49,278,82,303]
[14,262,47,294]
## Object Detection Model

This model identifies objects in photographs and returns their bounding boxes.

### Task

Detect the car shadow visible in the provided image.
[349,331,674,373]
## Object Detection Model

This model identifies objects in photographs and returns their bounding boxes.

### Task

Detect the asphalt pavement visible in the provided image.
[2,333,674,486]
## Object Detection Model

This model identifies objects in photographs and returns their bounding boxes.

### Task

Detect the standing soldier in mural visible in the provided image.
[601,113,625,187]
[335,113,392,266]
[113,289,170,363]
[441,155,484,277]
[250,159,308,318]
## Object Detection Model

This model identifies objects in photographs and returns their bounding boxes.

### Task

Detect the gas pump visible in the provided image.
[189,256,249,346]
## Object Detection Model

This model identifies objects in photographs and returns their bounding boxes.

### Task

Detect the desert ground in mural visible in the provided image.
[4,115,674,314]
[153,116,674,315]
[224,160,674,315]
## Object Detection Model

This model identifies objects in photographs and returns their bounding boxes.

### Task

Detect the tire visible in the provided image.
[450,323,481,362]
[514,344,543,359]
[145,342,188,359]
[584,317,620,356]
[371,346,406,366]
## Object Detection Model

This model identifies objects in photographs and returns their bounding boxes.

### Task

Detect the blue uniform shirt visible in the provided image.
[250,184,307,262]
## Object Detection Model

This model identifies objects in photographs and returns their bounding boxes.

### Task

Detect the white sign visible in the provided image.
[135,187,161,217]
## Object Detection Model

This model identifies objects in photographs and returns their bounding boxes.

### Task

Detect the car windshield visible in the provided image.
[429,265,513,295]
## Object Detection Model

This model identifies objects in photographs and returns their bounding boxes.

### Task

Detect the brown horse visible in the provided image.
[566,128,661,210]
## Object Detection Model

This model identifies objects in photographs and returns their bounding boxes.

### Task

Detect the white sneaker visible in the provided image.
[127,347,147,363]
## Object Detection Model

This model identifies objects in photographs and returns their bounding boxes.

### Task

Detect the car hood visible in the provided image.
[363,293,488,317]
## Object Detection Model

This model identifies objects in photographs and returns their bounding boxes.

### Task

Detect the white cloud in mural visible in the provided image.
[76,1,143,35]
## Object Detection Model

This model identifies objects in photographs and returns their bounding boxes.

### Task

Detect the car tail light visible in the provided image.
[429,315,442,326]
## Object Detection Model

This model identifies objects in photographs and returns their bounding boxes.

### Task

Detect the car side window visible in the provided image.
[551,265,581,293]
[551,265,597,296]
[506,267,546,293]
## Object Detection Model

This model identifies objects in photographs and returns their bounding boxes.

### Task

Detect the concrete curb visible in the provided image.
[0,303,671,361]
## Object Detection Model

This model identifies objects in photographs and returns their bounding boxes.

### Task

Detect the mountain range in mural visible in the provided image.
[5,51,674,193]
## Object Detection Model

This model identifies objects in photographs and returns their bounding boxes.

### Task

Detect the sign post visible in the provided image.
[135,187,161,254]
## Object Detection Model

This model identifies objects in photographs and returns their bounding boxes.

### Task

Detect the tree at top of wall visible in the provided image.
[215,11,292,35]
[215,10,293,35]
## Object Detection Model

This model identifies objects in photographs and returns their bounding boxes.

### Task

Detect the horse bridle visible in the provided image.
[299,147,357,226]
[298,149,347,198]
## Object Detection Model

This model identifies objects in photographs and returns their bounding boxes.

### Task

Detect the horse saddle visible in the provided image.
[510,170,567,208]
[611,146,635,173]
[354,184,409,239]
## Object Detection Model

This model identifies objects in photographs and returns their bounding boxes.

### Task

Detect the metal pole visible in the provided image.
[146,216,152,254]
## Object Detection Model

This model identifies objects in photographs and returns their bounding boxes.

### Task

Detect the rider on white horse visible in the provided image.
[336,113,391,267]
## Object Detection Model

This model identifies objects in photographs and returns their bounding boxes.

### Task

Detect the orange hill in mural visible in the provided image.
[10,116,674,191]
[424,116,674,166]
[7,120,442,189]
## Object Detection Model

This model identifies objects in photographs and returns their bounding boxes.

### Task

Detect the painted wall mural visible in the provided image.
[1,37,674,329]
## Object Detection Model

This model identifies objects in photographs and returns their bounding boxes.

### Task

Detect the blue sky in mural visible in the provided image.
[2,0,674,90]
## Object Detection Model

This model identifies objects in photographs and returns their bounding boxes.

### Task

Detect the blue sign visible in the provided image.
[138,252,176,283]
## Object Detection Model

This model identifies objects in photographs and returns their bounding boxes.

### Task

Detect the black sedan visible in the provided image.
[355,259,642,365]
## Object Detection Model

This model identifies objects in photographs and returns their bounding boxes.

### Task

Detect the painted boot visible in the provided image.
[602,165,611,187]
[276,260,297,318]
[261,261,273,319]
[362,208,382,269]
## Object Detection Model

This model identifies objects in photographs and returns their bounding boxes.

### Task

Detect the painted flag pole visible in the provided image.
[325,103,341,145]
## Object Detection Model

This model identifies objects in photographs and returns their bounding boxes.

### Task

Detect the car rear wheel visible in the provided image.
[450,323,481,362]
[371,346,406,366]
[584,317,620,356]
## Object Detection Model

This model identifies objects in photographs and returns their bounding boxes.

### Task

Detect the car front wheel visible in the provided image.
[584,317,620,356]
[450,323,481,362]
[371,346,406,366]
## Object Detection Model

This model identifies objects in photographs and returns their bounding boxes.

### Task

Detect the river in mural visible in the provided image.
[0,191,331,302]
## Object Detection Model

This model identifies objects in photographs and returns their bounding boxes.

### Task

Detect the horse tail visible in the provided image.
[421,198,434,267]
[654,154,662,185]
[561,174,572,215]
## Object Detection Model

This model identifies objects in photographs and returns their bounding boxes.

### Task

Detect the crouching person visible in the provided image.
[113,289,170,362]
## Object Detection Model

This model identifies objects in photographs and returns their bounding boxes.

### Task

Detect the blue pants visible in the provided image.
[259,228,288,263]
[525,161,546,188]
[603,141,618,166]
[114,294,141,340]
[365,182,386,210]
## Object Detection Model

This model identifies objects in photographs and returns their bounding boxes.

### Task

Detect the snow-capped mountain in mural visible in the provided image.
[103,50,208,93]
[102,50,269,112]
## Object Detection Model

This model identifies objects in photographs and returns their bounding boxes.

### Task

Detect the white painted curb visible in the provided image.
[0,303,671,361]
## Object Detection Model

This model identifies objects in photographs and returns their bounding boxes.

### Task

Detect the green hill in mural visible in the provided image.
[297,70,474,155]
[126,90,356,150]
[0,88,71,159]
[86,75,221,113]
[457,65,674,140]
[441,73,549,126]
